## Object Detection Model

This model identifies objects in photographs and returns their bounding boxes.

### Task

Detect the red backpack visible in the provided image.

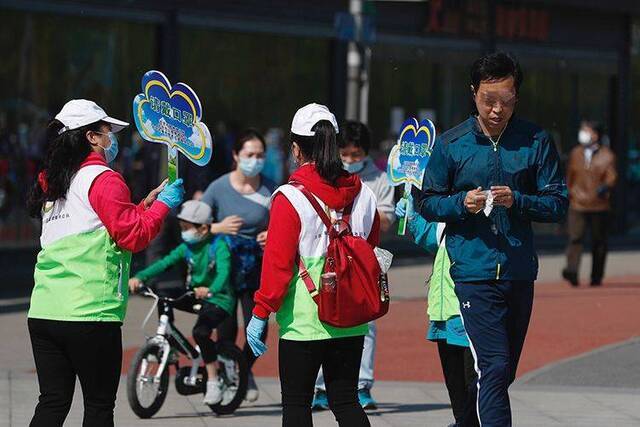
[292,183,390,328]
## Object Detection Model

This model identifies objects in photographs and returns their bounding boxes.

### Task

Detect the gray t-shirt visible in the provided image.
[358,159,396,224]
[201,173,277,238]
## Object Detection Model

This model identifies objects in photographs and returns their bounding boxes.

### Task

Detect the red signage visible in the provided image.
[426,0,550,42]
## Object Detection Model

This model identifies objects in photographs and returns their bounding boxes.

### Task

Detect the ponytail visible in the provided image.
[27,119,101,218]
[290,120,343,184]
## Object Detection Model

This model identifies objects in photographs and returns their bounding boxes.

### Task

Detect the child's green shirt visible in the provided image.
[134,237,235,315]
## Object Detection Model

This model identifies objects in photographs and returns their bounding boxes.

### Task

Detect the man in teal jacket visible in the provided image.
[413,53,567,426]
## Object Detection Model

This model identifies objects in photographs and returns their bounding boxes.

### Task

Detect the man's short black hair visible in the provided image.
[471,52,523,94]
[339,121,371,154]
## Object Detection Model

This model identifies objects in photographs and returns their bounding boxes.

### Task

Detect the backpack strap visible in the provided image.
[297,254,319,298]
[289,181,355,234]
[289,181,333,231]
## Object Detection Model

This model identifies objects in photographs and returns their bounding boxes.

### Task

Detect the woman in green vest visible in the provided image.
[26,99,184,427]
[396,195,478,427]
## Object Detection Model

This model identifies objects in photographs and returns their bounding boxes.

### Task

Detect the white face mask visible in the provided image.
[578,129,592,146]
[181,229,206,244]
[238,157,265,177]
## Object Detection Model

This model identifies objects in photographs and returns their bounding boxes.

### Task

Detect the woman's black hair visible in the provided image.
[27,119,105,218]
[290,120,343,184]
[471,52,523,94]
[233,128,266,154]
[338,121,371,154]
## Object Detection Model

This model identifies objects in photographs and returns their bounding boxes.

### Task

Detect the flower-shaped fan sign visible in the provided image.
[387,117,436,235]
[133,70,212,182]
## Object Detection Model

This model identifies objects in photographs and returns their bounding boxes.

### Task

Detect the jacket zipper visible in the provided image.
[496,263,501,280]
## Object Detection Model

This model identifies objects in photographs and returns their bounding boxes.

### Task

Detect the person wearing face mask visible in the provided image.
[312,121,395,411]
[26,99,185,427]
[246,103,379,427]
[562,120,617,287]
[200,129,276,402]
[129,200,234,405]
[413,53,567,426]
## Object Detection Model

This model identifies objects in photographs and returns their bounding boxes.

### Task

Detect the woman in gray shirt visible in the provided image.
[201,129,277,402]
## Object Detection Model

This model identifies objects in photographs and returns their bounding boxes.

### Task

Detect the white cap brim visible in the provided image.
[103,116,129,133]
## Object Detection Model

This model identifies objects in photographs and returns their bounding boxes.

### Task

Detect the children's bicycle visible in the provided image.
[126,285,248,418]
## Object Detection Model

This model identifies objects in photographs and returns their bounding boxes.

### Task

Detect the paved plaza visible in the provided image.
[1,251,639,426]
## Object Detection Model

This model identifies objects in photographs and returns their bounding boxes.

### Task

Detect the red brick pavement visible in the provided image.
[123,277,640,381]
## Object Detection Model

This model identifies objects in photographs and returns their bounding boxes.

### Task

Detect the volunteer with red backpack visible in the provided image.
[246,103,381,427]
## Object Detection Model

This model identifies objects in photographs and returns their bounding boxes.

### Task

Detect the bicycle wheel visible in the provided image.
[127,341,170,419]
[207,342,248,415]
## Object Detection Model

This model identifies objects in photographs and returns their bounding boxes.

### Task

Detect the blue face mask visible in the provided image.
[101,132,119,163]
[181,229,206,244]
[342,158,367,174]
[238,157,265,177]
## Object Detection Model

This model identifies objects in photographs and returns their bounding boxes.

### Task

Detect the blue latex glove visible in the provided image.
[157,178,185,209]
[246,315,268,357]
[395,193,413,218]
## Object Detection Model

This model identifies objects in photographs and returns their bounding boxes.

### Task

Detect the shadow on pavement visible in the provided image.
[150,403,284,420]
[368,402,451,415]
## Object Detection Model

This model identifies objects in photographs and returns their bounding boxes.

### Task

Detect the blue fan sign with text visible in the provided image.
[387,117,436,234]
[133,70,212,181]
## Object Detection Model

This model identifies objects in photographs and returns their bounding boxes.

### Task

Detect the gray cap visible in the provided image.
[177,200,213,225]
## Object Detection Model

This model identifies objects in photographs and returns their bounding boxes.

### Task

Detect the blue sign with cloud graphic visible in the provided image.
[387,117,436,189]
[132,70,212,167]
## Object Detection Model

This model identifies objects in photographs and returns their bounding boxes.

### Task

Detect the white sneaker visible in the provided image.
[245,373,259,402]
[203,379,223,405]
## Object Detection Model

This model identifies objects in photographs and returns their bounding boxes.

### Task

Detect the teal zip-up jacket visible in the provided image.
[133,236,236,315]
[407,214,459,321]
[414,116,568,282]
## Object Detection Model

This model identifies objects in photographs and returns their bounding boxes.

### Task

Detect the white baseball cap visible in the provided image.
[55,99,129,134]
[177,200,213,225]
[291,103,339,136]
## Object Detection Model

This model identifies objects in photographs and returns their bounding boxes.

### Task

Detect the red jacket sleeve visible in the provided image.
[89,171,169,253]
[253,193,301,319]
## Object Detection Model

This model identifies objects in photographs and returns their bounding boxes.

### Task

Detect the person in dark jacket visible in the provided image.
[413,52,568,427]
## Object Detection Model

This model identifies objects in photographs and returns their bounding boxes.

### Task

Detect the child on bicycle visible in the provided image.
[129,200,236,405]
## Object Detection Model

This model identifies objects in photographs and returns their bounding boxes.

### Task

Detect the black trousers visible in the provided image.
[218,289,268,369]
[169,297,229,364]
[437,342,479,426]
[28,318,122,427]
[279,336,370,427]
[565,209,609,284]
[191,302,229,364]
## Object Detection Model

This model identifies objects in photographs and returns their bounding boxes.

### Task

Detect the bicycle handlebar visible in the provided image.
[137,285,196,304]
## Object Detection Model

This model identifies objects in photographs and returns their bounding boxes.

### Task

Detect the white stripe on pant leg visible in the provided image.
[459,313,482,427]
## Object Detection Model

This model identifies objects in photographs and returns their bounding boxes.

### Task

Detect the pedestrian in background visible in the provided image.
[312,120,395,411]
[562,120,617,287]
[201,128,277,402]
[396,195,478,427]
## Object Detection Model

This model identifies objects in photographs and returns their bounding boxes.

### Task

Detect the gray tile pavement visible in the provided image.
[2,374,639,426]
